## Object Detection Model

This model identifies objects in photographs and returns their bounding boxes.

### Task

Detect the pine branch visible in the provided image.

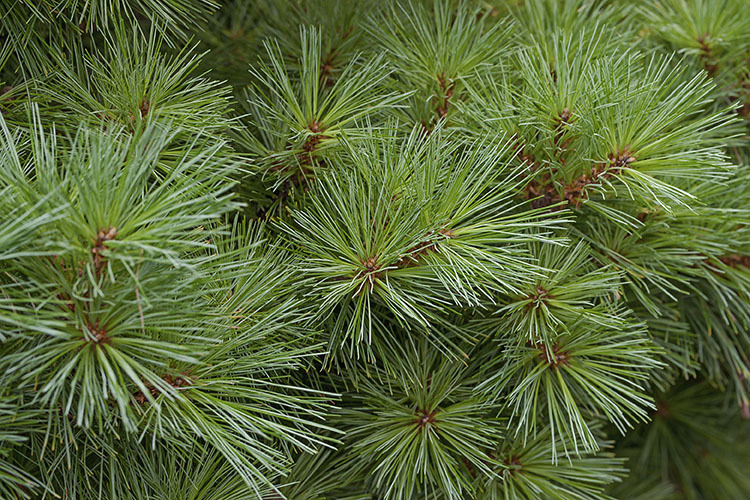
[336,337,503,500]
[478,313,661,459]
[278,125,567,364]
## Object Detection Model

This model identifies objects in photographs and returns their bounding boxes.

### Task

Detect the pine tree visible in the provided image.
[1,0,749,499]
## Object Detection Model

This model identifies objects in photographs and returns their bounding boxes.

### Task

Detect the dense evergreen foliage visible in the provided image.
[1,1,749,499]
